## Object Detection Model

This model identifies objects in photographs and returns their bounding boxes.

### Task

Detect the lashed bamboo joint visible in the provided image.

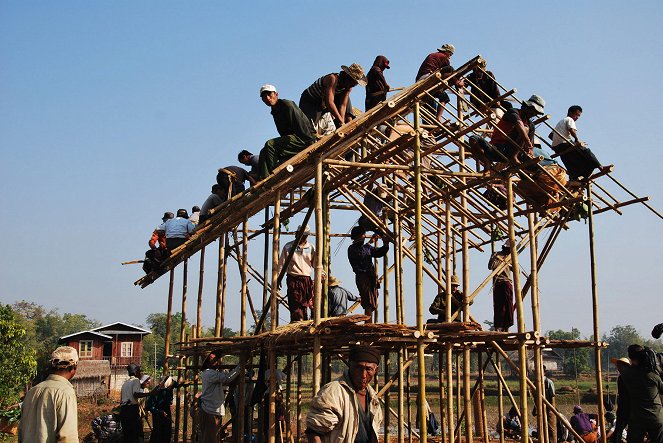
[133,55,656,443]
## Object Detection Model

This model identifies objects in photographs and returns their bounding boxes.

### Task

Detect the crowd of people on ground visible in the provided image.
[16,322,663,443]
[494,336,663,443]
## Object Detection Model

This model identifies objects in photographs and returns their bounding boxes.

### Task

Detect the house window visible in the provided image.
[121,342,133,357]
[79,340,93,358]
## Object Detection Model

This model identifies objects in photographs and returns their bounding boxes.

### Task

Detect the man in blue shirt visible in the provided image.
[327,275,360,317]
[164,209,195,253]
[347,226,389,322]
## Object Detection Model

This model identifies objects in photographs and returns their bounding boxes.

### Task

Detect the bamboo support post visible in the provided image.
[197,246,205,337]
[164,269,175,373]
[313,159,324,395]
[507,176,530,443]
[414,101,428,442]
[241,218,249,335]
[587,184,607,443]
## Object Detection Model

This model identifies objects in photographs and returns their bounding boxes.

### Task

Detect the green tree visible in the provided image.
[12,301,100,376]
[546,328,591,375]
[603,325,643,360]
[0,305,37,408]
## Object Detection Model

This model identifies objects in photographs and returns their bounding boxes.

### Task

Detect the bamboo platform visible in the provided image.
[131,55,660,443]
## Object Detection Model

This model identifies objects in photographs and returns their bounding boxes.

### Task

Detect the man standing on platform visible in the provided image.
[278,224,316,322]
[19,346,79,443]
[258,84,316,179]
[488,242,515,332]
[348,226,389,322]
[306,345,383,443]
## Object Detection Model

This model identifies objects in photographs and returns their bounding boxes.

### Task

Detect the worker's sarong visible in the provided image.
[355,272,379,311]
[286,275,313,322]
[493,279,514,330]
[552,142,601,180]
[259,134,311,179]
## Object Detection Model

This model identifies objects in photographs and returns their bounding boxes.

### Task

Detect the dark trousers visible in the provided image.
[166,237,187,253]
[627,420,663,443]
[258,134,310,179]
[120,404,142,443]
[149,410,172,443]
[286,275,313,321]
[552,142,601,180]
[493,279,514,331]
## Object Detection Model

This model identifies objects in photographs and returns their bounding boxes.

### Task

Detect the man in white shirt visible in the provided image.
[278,224,316,322]
[199,352,241,443]
[120,364,150,443]
[550,105,610,181]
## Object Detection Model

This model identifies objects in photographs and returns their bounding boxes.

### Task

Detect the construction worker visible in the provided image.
[299,63,367,134]
[365,55,390,110]
[258,84,316,179]
[416,43,464,123]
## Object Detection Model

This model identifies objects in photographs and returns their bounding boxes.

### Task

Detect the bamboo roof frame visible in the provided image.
[132,55,660,443]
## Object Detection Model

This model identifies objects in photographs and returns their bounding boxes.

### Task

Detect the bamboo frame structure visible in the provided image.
[133,55,657,442]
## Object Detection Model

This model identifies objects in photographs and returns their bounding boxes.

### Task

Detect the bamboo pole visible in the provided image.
[241,217,249,335]
[587,184,607,443]
[506,176,529,443]
[214,234,224,337]
[220,233,229,337]
[285,354,292,443]
[263,207,270,323]
[394,183,404,325]
[528,212,545,443]
[313,160,324,395]
[182,328,191,443]
[296,353,303,441]
[490,341,587,443]
[236,351,247,443]
[398,346,405,443]
[164,269,175,373]
[458,95,473,440]
[175,259,188,442]
[191,325,199,442]
[413,101,428,442]
[497,354,505,443]
[270,191,281,332]
[268,346,277,443]
[383,209,391,442]
[197,246,205,338]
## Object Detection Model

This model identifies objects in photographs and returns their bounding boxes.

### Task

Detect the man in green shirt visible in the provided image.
[257,84,316,179]
[19,346,79,443]
[620,345,663,443]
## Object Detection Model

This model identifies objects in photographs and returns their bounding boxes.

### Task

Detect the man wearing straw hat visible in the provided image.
[299,63,367,135]
[611,356,631,443]
[278,224,316,322]
[428,274,464,322]
[19,346,79,443]
[258,83,316,179]
[306,345,383,443]
[327,275,360,317]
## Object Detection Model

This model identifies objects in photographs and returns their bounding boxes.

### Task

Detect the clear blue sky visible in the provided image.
[1,1,661,339]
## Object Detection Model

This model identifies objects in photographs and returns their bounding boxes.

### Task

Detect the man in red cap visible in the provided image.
[306,345,383,443]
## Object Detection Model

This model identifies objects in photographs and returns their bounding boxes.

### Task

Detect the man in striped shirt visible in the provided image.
[299,63,367,135]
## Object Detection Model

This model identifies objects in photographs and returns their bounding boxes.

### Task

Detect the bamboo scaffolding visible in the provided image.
[137,54,655,443]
